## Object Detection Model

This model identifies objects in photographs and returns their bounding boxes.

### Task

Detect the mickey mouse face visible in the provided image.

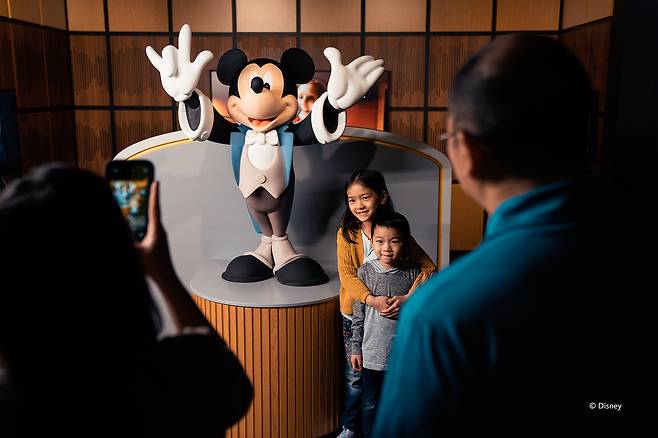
[217,48,315,133]
[227,63,297,132]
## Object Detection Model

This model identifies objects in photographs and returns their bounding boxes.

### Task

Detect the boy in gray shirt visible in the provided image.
[350,212,423,437]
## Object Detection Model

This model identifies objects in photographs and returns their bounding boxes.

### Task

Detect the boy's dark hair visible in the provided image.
[340,169,395,244]
[371,211,411,243]
[448,34,592,181]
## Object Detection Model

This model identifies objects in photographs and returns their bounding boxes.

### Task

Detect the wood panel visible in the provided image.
[236,35,297,63]
[431,0,492,32]
[496,0,560,31]
[366,0,425,32]
[107,0,168,32]
[389,111,424,142]
[172,0,232,33]
[365,36,425,107]
[193,297,342,437]
[236,0,295,32]
[561,21,611,111]
[300,36,361,72]
[44,30,73,107]
[113,109,171,152]
[173,35,233,98]
[300,0,360,33]
[75,110,112,175]
[8,0,40,24]
[18,112,51,174]
[451,183,484,250]
[427,110,448,154]
[49,110,77,165]
[110,35,170,106]
[11,24,48,109]
[70,35,110,106]
[0,22,14,89]
[563,0,614,29]
[428,35,489,107]
[1,0,8,17]
[40,0,67,30]
[66,0,105,31]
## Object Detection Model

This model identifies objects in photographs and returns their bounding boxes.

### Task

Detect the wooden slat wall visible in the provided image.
[365,36,425,107]
[427,110,448,154]
[113,109,172,152]
[561,21,612,111]
[428,36,490,107]
[236,36,297,63]
[18,112,52,173]
[0,22,14,89]
[299,36,361,72]
[75,110,112,175]
[70,35,110,106]
[11,25,49,109]
[110,36,171,106]
[192,296,342,437]
[389,111,424,143]
[44,30,74,107]
[49,110,77,165]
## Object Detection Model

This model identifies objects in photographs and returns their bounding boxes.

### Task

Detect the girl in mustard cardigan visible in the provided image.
[336,169,436,438]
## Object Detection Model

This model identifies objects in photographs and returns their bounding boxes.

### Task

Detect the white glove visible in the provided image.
[324,47,384,111]
[145,24,214,102]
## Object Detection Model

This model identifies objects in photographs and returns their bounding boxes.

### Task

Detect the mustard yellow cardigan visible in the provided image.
[336,227,437,315]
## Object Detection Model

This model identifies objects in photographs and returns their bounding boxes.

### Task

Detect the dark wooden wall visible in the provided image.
[1,0,615,250]
[0,19,75,175]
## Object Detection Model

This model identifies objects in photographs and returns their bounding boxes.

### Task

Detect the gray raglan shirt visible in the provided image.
[350,259,420,371]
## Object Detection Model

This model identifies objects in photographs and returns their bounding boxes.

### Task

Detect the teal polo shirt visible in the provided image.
[373,181,637,436]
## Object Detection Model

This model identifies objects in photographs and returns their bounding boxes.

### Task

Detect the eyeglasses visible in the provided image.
[438,131,457,142]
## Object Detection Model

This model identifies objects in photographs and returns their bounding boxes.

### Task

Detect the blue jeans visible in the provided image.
[342,316,362,433]
[362,368,385,438]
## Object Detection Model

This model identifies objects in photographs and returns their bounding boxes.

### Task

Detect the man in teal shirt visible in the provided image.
[374,35,647,435]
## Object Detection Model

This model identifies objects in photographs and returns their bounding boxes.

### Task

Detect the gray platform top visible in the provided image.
[190,260,340,308]
[116,127,451,308]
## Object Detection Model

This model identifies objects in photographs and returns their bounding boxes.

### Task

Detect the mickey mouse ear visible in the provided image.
[217,49,248,85]
[281,48,315,84]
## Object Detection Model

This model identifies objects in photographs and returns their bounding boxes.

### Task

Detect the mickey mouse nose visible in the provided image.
[251,77,264,93]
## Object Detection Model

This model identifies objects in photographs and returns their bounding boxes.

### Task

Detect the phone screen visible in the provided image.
[106,160,153,241]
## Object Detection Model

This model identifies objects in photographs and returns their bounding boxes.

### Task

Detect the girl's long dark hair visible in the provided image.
[340,169,395,244]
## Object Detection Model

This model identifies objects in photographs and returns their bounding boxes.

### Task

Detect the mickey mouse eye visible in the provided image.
[263,83,271,90]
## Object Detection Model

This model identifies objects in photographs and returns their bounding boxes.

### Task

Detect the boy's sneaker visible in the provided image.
[337,427,358,438]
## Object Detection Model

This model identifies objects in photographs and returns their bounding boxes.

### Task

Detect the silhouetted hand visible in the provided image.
[135,181,175,284]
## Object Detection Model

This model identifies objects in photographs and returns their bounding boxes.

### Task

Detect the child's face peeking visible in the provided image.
[346,183,386,224]
[372,225,404,267]
[297,84,317,114]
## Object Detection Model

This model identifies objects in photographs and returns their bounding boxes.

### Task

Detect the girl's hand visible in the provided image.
[379,294,409,319]
[366,294,390,313]
[135,181,176,284]
[350,354,363,371]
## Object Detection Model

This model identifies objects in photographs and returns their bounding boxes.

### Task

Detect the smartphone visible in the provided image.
[106,160,154,241]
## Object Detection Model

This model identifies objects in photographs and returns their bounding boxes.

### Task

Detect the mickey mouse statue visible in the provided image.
[146,25,384,287]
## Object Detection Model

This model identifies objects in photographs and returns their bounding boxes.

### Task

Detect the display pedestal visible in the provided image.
[191,260,341,437]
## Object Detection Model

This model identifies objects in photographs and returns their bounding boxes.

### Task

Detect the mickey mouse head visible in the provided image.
[217,48,315,132]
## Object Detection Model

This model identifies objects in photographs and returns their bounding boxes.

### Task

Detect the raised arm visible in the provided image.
[146,24,235,143]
